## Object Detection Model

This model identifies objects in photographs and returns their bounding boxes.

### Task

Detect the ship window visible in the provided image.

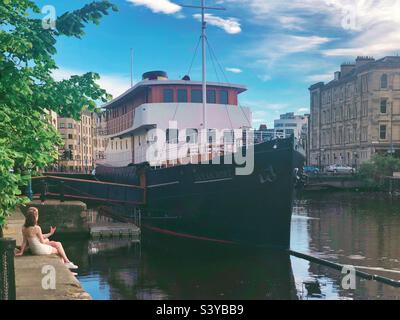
[178,89,188,102]
[207,90,216,104]
[208,129,216,144]
[191,89,203,103]
[223,130,234,144]
[166,129,178,144]
[220,90,229,104]
[186,129,198,143]
[163,89,174,103]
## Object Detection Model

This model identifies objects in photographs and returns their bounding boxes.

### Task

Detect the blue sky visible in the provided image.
[36,0,400,128]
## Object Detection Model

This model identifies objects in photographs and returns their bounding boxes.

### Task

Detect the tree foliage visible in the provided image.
[357,154,400,188]
[0,0,118,228]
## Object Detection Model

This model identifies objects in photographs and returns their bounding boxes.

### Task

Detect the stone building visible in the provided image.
[57,111,106,172]
[309,56,400,168]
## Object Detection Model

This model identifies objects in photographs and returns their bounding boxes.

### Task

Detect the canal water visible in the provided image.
[63,192,400,300]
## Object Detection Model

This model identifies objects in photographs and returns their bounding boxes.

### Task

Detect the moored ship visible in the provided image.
[95,70,299,248]
[95,3,303,248]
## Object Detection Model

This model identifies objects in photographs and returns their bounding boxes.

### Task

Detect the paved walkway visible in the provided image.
[3,209,91,300]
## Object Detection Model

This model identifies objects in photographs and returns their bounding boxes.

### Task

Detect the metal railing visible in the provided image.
[0,238,16,300]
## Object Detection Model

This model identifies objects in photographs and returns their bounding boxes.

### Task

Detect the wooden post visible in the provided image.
[60,181,65,203]
[40,179,46,203]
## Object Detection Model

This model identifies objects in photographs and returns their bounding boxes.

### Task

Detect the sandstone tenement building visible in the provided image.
[309,56,400,168]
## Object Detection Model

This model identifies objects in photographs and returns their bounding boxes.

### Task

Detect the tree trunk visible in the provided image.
[0,226,3,238]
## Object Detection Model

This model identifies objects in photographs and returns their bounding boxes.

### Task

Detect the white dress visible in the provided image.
[27,236,53,255]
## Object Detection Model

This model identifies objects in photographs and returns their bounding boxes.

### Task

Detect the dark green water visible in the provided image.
[63,193,400,300]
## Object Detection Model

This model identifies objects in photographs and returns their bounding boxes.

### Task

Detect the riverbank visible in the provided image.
[3,208,91,300]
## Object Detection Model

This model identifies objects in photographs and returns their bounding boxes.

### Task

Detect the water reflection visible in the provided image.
[64,238,297,300]
[63,192,400,300]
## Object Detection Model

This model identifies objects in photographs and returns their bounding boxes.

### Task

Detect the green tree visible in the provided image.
[357,154,400,188]
[0,0,118,235]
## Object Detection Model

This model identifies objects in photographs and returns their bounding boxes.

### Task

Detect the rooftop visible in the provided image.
[309,56,400,90]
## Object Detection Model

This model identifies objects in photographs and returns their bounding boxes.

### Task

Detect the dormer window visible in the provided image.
[381,74,388,89]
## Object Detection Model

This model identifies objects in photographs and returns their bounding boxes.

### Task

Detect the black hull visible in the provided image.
[97,138,298,248]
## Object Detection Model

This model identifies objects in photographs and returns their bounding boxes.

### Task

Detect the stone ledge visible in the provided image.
[4,207,92,300]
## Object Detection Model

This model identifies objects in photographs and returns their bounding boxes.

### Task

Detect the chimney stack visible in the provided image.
[340,62,355,77]
[334,71,341,81]
[355,56,375,68]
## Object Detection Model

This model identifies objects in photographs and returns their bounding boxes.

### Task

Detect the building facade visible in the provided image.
[57,111,106,172]
[309,56,400,168]
[274,112,308,141]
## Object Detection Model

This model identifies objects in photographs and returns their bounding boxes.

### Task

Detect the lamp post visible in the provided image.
[25,169,33,201]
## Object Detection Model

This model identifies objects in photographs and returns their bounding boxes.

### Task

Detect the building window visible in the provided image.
[381,74,388,89]
[177,89,188,102]
[191,89,202,103]
[166,129,178,144]
[68,134,73,139]
[380,99,388,114]
[163,89,174,103]
[68,123,73,129]
[220,90,229,104]
[207,90,216,104]
[285,129,294,137]
[59,123,65,129]
[380,125,387,140]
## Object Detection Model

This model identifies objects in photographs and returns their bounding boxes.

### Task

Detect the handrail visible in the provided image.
[32,175,145,190]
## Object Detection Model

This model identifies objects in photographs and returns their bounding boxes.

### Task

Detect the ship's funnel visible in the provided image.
[142,71,168,81]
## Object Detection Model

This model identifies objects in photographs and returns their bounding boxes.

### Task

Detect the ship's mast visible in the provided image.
[181,1,225,131]
[201,0,207,130]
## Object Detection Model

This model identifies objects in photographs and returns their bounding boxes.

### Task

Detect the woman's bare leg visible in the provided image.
[51,242,70,263]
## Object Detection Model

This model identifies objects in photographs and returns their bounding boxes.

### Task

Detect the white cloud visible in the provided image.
[276,16,305,31]
[226,0,400,57]
[193,13,241,34]
[297,107,309,114]
[246,35,332,68]
[258,74,272,82]
[305,72,334,83]
[126,0,181,14]
[52,68,132,98]
[225,67,242,73]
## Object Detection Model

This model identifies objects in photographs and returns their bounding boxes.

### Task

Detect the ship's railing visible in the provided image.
[146,130,275,168]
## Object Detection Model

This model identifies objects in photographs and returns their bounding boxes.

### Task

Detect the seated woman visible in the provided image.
[15,207,78,269]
